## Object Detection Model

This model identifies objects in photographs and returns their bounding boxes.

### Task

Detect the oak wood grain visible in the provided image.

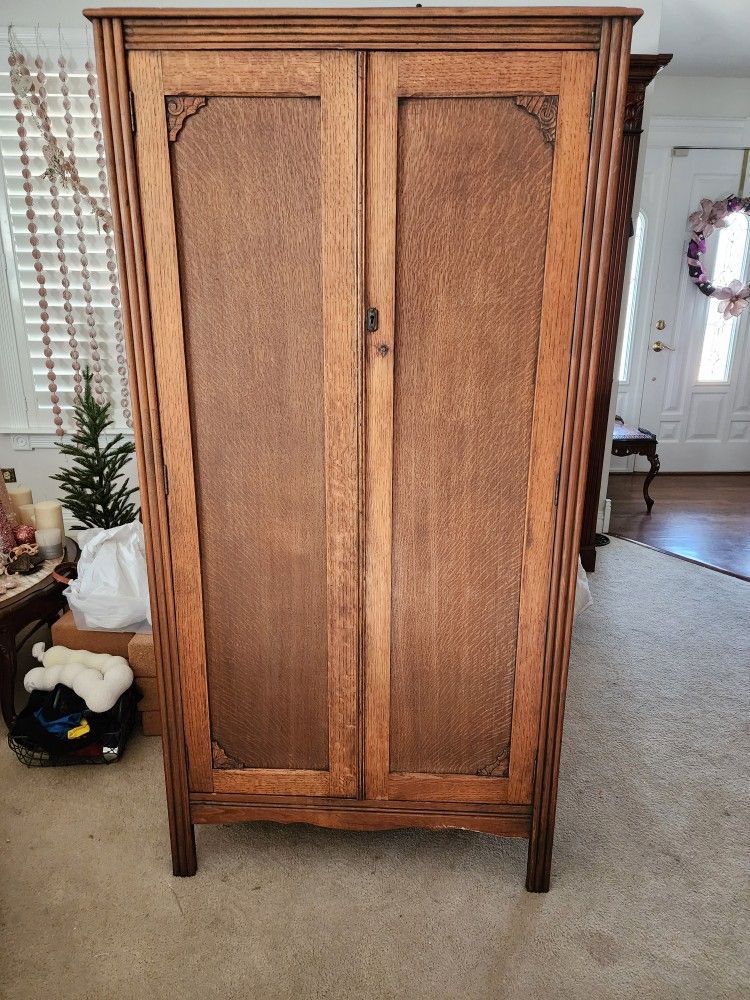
[363,52,398,802]
[98,27,196,874]
[189,789,532,815]
[320,51,360,797]
[161,49,321,95]
[131,49,360,796]
[130,50,215,793]
[507,49,597,804]
[85,8,640,53]
[191,800,531,837]
[389,95,552,779]
[526,19,633,892]
[171,94,329,772]
[397,51,561,95]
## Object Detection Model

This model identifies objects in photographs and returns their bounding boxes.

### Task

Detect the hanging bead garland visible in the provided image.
[8,49,64,435]
[87,59,132,427]
[59,54,102,403]
[9,32,112,231]
[36,54,82,419]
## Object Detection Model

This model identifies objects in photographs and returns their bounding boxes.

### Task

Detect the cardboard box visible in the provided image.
[51,610,133,658]
[136,675,160,713]
[127,631,156,678]
[141,710,161,737]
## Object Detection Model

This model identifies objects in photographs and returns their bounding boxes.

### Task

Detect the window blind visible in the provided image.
[0,42,131,434]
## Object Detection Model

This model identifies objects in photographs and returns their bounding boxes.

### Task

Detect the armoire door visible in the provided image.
[130,50,360,797]
[364,51,597,805]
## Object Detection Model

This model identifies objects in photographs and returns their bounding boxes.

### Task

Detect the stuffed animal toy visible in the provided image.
[25,643,134,713]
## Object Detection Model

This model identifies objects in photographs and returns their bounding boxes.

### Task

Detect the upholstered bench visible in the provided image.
[611,416,660,513]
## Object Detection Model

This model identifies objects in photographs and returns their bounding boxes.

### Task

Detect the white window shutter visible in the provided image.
[0,37,131,434]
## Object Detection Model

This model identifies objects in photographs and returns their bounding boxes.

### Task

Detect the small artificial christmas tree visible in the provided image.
[51,367,139,530]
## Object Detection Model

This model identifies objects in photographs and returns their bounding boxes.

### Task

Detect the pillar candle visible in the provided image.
[36,527,63,560]
[7,485,32,521]
[34,500,65,536]
[18,504,36,527]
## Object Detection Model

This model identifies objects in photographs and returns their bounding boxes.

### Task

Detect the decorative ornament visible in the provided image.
[514,95,558,145]
[0,553,19,593]
[13,524,36,546]
[7,544,44,575]
[166,95,208,142]
[686,195,750,320]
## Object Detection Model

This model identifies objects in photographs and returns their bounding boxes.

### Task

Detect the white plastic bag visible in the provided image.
[574,556,593,617]
[65,521,151,632]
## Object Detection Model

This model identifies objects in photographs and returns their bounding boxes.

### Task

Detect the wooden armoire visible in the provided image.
[88,6,638,891]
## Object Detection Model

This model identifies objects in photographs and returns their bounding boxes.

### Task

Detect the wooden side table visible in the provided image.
[611,418,661,514]
[0,536,78,727]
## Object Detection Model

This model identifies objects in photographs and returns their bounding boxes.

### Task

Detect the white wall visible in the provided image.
[648,75,750,118]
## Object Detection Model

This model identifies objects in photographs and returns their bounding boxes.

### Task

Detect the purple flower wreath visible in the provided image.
[686,195,750,319]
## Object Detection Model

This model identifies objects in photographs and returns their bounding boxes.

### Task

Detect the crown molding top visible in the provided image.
[623,53,672,133]
[84,6,642,52]
[84,6,642,19]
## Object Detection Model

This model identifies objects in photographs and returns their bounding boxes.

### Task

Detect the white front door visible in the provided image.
[635,148,750,472]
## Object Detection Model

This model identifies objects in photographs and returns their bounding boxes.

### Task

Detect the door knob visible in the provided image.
[651,340,675,353]
[656,319,666,331]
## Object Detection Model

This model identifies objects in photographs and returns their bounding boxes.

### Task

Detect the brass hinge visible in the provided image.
[588,90,595,134]
[128,90,136,133]
[553,470,561,507]
[163,463,169,498]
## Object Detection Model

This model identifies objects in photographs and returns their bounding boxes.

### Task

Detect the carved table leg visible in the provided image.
[642,447,660,514]
[0,626,18,728]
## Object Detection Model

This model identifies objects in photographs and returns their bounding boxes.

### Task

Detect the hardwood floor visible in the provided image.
[606,473,750,581]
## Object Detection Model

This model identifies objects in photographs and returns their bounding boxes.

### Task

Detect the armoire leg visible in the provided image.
[525,760,558,892]
[525,832,552,893]
[161,724,197,876]
[167,797,197,876]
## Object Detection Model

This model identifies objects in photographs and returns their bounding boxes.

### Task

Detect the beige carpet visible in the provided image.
[1,537,748,1000]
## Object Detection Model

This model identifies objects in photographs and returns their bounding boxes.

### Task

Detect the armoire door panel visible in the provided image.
[389,95,554,778]
[364,50,597,805]
[172,94,329,774]
[130,50,359,797]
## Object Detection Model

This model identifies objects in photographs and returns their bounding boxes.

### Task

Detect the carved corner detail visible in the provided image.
[514,95,558,145]
[211,739,244,770]
[166,96,208,142]
[623,88,647,135]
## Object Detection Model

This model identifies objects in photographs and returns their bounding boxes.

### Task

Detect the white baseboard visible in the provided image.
[596,498,612,534]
